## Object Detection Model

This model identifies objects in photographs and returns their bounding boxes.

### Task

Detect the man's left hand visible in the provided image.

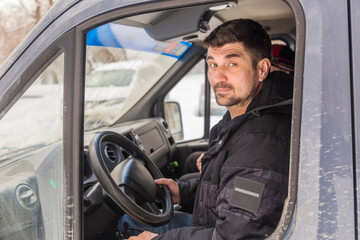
[128,231,158,240]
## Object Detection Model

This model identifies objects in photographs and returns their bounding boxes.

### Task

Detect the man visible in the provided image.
[123,18,292,240]
[181,43,294,180]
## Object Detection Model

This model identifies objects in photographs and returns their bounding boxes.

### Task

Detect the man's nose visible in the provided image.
[212,66,227,82]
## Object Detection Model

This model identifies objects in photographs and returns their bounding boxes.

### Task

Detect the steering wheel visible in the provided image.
[88,131,173,226]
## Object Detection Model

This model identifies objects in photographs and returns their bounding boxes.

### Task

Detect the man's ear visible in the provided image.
[258,58,271,82]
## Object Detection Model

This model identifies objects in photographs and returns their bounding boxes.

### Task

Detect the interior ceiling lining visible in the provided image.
[115,0,295,42]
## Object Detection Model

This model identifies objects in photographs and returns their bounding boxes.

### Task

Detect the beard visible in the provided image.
[213,76,260,107]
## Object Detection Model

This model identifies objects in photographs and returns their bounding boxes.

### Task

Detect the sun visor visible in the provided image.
[144,2,236,42]
[86,23,192,59]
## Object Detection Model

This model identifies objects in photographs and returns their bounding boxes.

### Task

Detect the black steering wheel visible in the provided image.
[88,131,173,226]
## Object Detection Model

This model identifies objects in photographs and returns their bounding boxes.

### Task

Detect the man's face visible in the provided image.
[206,42,260,109]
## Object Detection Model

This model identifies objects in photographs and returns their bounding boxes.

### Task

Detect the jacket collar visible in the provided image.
[203,71,293,160]
[246,71,293,114]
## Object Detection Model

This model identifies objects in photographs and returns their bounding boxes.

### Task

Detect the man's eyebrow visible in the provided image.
[225,53,243,59]
[206,55,214,61]
[206,53,243,61]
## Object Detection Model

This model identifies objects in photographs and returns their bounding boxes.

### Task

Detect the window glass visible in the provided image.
[0,53,64,239]
[85,23,192,131]
[209,87,227,129]
[165,59,226,142]
[166,60,205,141]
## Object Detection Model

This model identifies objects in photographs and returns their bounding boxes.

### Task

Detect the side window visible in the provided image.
[0,53,64,239]
[165,60,206,141]
[209,84,227,130]
[165,59,226,142]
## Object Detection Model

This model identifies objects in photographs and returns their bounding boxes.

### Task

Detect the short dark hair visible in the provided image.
[203,19,272,69]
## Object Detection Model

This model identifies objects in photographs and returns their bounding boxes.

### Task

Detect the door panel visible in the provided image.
[0,53,65,240]
[287,0,356,239]
[350,0,360,237]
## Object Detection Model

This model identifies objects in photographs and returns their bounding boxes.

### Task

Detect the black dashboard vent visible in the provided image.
[16,184,39,211]
[105,144,117,162]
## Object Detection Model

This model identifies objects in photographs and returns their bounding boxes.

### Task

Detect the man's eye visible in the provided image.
[229,63,237,67]
[209,63,217,68]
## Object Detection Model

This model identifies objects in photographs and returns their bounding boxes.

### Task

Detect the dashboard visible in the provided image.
[83,118,176,188]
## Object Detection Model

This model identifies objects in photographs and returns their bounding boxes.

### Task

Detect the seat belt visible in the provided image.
[250,99,293,117]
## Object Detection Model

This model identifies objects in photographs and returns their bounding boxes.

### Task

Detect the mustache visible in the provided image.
[213,82,234,90]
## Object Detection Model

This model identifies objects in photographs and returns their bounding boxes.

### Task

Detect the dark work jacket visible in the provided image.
[153,71,293,240]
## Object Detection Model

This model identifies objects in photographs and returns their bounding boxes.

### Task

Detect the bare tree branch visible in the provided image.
[0,0,58,65]
[34,0,41,23]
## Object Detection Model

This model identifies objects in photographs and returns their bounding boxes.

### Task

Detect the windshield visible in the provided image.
[84,23,192,131]
[86,69,136,87]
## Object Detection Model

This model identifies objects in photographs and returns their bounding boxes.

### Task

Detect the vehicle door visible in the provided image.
[350,0,360,237]
[0,6,87,239]
[275,0,357,239]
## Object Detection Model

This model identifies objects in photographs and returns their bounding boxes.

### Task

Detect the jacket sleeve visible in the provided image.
[177,177,199,205]
[153,167,288,240]
[202,128,289,239]
[154,131,289,239]
[154,110,290,239]
[212,168,288,239]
